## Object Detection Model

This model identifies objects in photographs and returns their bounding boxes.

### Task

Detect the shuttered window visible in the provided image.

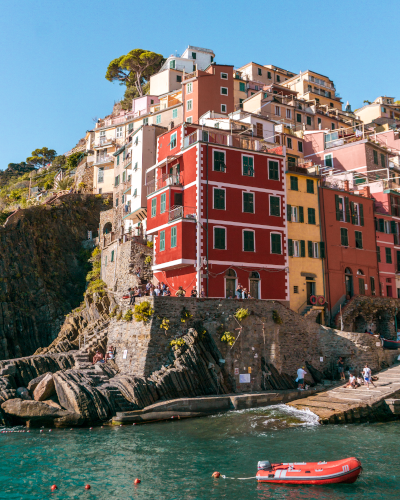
[242,156,254,176]
[214,189,225,209]
[214,227,226,249]
[397,251,400,273]
[381,153,386,168]
[288,239,293,256]
[160,230,165,251]
[214,151,225,172]
[290,176,298,191]
[341,228,349,246]
[287,204,291,221]
[306,179,314,193]
[239,82,246,92]
[243,192,254,213]
[298,206,304,223]
[320,241,325,258]
[379,218,385,232]
[373,150,378,164]
[386,247,392,264]
[271,234,282,254]
[308,240,313,257]
[355,231,363,249]
[151,198,157,217]
[345,197,350,222]
[360,204,364,226]
[160,193,166,213]
[269,161,279,180]
[270,196,280,216]
[377,246,381,262]
[171,226,177,248]
[300,240,306,257]
[243,231,254,252]
[308,208,316,224]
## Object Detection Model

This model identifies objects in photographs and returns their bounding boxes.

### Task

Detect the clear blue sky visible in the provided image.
[1,0,399,169]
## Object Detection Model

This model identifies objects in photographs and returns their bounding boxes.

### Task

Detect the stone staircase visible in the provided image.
[103,386,137,412]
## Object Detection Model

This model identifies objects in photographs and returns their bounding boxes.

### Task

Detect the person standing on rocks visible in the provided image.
[363,363,376,389]
[296,366,307,390]
[337,357,345,381]
[129,288,135,305]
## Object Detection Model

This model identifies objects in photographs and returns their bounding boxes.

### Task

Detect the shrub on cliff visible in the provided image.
[134,301,154,322]
[235,308,249,321]
[123,309,134,321]
[85,247,106,298]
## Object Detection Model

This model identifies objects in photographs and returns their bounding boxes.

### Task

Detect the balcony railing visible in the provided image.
[122,155,132,168]
[183,129,261,152]
[94,137,115,147]
[147,172,182,195]
[168,205,197,222]
[182,70,197,81]
[94,155,114,165]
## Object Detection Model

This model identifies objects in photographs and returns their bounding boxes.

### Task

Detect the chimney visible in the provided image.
[359,186,371,198]
[344,180,350,192]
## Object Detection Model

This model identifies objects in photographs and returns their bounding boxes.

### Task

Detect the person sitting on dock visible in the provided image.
[92,351,104,364]
[344,373,356,389]
[296,366,307,390]
[363,364,376,389]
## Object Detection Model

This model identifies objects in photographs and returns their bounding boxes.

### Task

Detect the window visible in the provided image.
[122,171,126,183]
[270,196,280,216]
[170,60,175,69]
[306,116,312,126]
[221,72,228,79]
[115,197,119,207]
[308,207,316,224]
[370,276,376,295]
[156,115,161,124]
[341,227,349,246]
[294,286,299,293]
[176,75,182,83]
[214,227,226,249]
[134,162,138,171]
[116,126,123,138]
[377,246,381,262]
[287,137,292,149]
[111,250,115,262]
[210,56,214,62]
[298,141,303,152]
[98,167,104,183]
[214,188,225,210]
[293,240,300,257]
[187,82,192,94]
[105,255,107,266]
[373,150,378,165]
[242,156,254,176]
[312,242,319,258]
[325,154,333,167]
[170,132,177,149]
[192,52,196,59]
[267,71,272,79]
[128,123,133,132]
[151,198,157,217]
[160,193,166,213]
[213,150,225,172]
[143,117,148,125]
[382,107,386,113]
[276,75,281,82]
[318,117,322,125]
[269,161,279,180]
[160,231,165,251]
[271,233,282,254]
[133,188,137,197]
[243,231,255,252]
[239,82,246,92]
[171,226,177,248]
[306,179,314,193]
[331,123,335,130]
[114,175,120,186]
[290,176,298,191]
[187,100,193,111]
[386,247,392,263]
[243,192,254,213]
[275,106,281,116]
[355,231,363,249]
[381,153,386,168]
[296,113,301,123]
[187,117,192,124]
[282,109,290,121]
[221,104,227,113]
[221,87,228,95]
[258,68,262,76]
[172,108,178,119]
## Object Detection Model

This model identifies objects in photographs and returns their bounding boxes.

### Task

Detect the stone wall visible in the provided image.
[107,297,399,393]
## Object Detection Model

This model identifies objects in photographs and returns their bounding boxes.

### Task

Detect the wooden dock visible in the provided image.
[288,363,400,424]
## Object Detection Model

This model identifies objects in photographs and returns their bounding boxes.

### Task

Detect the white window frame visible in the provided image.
[213,225,227,250]
[291,206,298,222]
[313,242,319,258]
[221,104,227,113]
[286,109,291,119]
[269,195,281,217]
[242,229,256,252]
[186,117,192,124]
[270,232,282,255]
[353,202,360,225]
[170,132,177,150]
[221,73,228,80]
[156,115,161,124]
[116,126,123,138]
[220,87,228,96]
[187,82,193,94]
[212,149,226,172]
[172,108,178,119]
[293,240,300,257]
[242,153,255,177]
[242,190,255,214]
[213,186,226,210]
[324,153,333,167]
[100,130,106,137]
[275,106,281,116]
[187,99,193,111]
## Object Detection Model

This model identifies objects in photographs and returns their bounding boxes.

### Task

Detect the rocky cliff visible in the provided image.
[0,194,110,360]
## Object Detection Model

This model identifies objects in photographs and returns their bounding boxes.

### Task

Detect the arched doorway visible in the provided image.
[103,222,112,235]
[345,268,353,298]
[357,269,365,295]
[354,314,367,333]
[249,271,260,299]
[376,310,392,338]
[225,269,236,298]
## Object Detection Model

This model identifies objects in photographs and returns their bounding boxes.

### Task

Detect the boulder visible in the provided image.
[53,413,84,428]
[1,398,68,421]
[42,397,62,410]
[27,372,51,392]
[33,373,55,401]
[16,387,32,400]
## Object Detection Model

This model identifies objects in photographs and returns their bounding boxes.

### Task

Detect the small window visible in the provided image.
[341,227,349,246]
[267,71,272,79]
[221,104,227,113]
[377,246,381,262]
[210,56,214,62]
[306,179,314,193]
[308,207,316,224]
[386,247,392,263]
[214,188,225,210]
[115,197,119,207]
[143,117,148,125]
[269,161,279,180]
[325,154,333,167]
[122,171,126,183]
[318,117,322,125]
[111,250,115,262]
[221,87,228,95]
[221,72,228,79]
[156,115,161,124]
[242,156,254,176]
[258,68,262,76]
[171,226,177,248]
[275,106,281,116]
[213,150,225,172]
[187,117,192,124]
[151,198,157,217]
[172,108,178,119]
[373,150,378,165]
[176,75,182,82]
[381,153,386,168]
[271,233,282,254]
[243,192,254,213]
[270,196,280,216]
[160,193,166,213]
[293,285,299,293]
[243,230,255,252]
[114,175,120,186]
[187,82,192,94]
[117,155,120,166]
[298,141,303,152]
[290,176,298,191]
[160,230,165,251]
[170,60,175,69]
[187,99,193,111]
[306,116,312,126]
[331,123,335,130]
[170,132,177,149]
[214,227,226,249]
[276,75,281,82]
[116,126,123,138]
[312,242,319,258]
[239,82,246,92]
[287,137,292,149]
[296,113,302,123]
[192,52,196,59]
[134,162,138,171]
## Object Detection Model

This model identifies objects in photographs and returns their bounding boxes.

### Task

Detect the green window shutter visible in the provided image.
[297,113,301,123]
[290,176,298,191]
[300,240,306,257]
[306,179,314,193]
[373,150,378,164]
[360,204,364,226]
[214,228,226,249]
[377,246,381,262]
[381,153,385,168]
[171,226,177,248]
[287,204,291,221]
[243,156,254,176]
[269,161,279,180]
[244,231,254,251]
[386,247,392,263]
[214,189,225,209]
[214,151,225,171]
[270,196,280,216]
[271,234,281,254]
[345,197,350,222]
[350,201,356,224]
[320,241,325,258]
[397,250,400,272]
[151,198,157,217]
[308,240,313,257]
[299,206,304,223]
[117,155,120,166]
[244,193,254,213]
[341,228,348,246]
[391,220,396,234]
[307,116,311,126]
[355,231,363,249]
[239,82,245,92]
[160,231,165,251]
[160,193,166,213]
[288,239,293,256]
[335,194,340,220]
[308,208,316,224]
[379,218,385,232]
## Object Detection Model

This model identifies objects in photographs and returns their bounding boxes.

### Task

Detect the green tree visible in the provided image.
[26,148,57,168]
[57,177,74,190]
[52,155,66,170]
[66,152,86,171]
[105,49,164,98]
[363,100,372,105]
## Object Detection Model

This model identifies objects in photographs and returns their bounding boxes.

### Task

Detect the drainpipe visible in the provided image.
[206,143,209,297]
[320,187,332,322]
[317,180,326,320]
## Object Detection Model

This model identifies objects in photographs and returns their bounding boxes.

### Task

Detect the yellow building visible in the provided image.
[286,166,325,321]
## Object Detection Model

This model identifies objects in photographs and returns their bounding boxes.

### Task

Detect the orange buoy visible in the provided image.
[134,478,141,485]
[212,472,221,478]
[51,485,57,491]
[85,484,91,490]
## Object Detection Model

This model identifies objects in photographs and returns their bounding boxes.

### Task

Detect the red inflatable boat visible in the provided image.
[256,457,362,485]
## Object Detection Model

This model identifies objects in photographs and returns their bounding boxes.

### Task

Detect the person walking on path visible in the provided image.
[337,356,345,381]
[296,366,307,390]
[363,363,376,389]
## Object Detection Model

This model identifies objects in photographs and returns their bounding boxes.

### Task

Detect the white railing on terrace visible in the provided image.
[183,129,262,152]
[304,77,335,90]
[147,173,182,195]
[95,137,115,147]
[94,155,114,165]
[168,205,197,222]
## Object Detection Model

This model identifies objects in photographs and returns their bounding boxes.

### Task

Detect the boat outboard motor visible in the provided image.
[257,461,272,471]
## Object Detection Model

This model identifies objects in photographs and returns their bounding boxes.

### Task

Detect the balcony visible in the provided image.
[94,155,114,165]
[146,172,182,195]
[122,154,132,169]
[182,70,197,81]
[168,205,197,222]
[94,137,115,148]
[183,129,262,152]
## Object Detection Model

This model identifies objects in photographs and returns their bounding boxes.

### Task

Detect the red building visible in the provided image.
[146,122,288,301]
[319,185,379,319]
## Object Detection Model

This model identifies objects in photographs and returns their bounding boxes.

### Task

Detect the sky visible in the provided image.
[1,0,399,169]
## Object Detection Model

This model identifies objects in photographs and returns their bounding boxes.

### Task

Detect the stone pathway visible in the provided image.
[288,363,400,424]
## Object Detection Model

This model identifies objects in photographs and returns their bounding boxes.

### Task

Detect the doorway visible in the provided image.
[249,271,260,299]
[306,280,316,304]
[345,268,353,298]
[387,285,393,297]
[225,269,237,298]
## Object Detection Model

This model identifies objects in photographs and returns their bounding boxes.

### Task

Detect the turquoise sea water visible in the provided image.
[1,405,400,500]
